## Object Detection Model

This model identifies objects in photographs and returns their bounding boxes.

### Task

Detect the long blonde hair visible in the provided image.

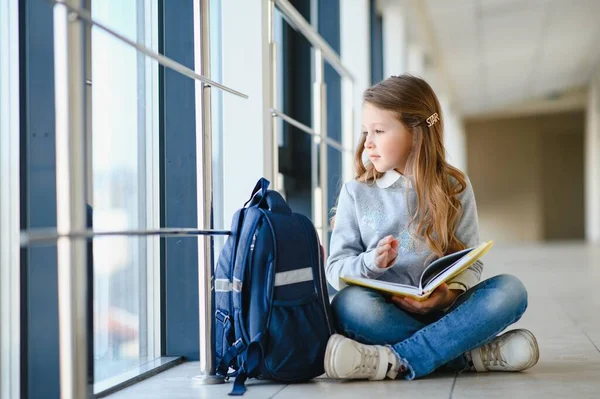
[354,75,468,258]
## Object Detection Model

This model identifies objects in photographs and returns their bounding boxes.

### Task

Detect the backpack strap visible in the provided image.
[229,334,263,396]
[215,203,249,377]
[216,337,246,377]
[224,215,259,388]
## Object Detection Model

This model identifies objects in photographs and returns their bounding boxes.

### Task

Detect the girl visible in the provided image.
[324,75,539,381]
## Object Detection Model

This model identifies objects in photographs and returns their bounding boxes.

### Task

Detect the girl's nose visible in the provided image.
[364,132,374,148]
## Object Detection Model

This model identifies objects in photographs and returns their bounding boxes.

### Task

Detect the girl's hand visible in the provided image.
[375,235,399,269]
[390,283,460,314]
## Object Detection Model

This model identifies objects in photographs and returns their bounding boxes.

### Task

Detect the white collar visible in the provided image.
[375,169,412,188]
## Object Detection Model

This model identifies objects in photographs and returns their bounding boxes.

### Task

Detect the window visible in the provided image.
[90,0,160,385]
[277,1,314,219]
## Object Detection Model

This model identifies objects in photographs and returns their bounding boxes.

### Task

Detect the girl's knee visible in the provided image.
[494,274,527,301]
[485,274,528,317]
[332,285,374,315]
[331,285,385,328]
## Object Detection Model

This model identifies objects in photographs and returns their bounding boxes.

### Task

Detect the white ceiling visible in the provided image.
[423,0,600,116]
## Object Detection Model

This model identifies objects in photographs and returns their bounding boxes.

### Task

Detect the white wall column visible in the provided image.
[585,70,600,242]
[220,0,273,225]
[439,95,467,172]
[380,0,407,77]
[407,43,426,76]
[340,0,370,181]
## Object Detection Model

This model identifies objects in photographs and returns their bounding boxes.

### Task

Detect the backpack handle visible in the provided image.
[244,178,270,208]
[245,178,292,214]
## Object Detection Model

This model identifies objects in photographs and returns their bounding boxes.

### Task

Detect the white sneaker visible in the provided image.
[470,329,539,372]
[324,334,402,380]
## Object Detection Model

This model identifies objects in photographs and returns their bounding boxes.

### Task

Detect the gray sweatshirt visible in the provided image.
[326,169,483,292]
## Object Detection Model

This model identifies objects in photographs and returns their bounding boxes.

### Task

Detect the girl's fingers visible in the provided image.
[376,237,399,268]
[402,297,422,308]
[435,283,449,294]
[392,297,421,314]
[388,236,398,247]
[376,253,388,268]
[379,235,394,246]
[390,295,404,306]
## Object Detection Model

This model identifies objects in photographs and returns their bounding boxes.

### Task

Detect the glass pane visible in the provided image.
[91,0,159,386]
[93,236,152,382]
[276,8,314,220]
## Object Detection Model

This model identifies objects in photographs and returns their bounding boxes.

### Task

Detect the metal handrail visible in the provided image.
[271,108,316,136]
[270,108,352,153]
[49,0,249,99]
[20,228,232,246]
[53,2,88,397]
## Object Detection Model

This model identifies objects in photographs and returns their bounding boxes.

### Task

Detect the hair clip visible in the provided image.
[426,112,439,127]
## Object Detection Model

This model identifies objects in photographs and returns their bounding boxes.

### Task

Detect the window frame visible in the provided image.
[370,0,384,85]
[159,0,201,361]
[17,1,186,397]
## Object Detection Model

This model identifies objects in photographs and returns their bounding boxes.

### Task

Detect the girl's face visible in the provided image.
[361,102,414,174]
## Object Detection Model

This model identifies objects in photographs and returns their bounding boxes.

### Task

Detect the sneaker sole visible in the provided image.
[324,334,346,379]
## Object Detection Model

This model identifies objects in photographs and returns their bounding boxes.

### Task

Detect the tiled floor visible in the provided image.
[109,242,600,398]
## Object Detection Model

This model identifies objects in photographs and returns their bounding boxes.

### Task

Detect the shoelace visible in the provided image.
[481,340,506,368]
[356,345,380,376]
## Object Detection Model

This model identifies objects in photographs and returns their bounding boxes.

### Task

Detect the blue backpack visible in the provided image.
[214,178,335,395]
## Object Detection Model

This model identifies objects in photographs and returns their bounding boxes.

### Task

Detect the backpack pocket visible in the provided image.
[262,294,330,382]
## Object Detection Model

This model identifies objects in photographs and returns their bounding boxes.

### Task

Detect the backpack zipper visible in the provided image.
[245,228,259,291]
[250,230,258,251]
[248,224,260,280]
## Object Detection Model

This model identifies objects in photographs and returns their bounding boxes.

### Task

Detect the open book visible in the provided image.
[341,241,494,301]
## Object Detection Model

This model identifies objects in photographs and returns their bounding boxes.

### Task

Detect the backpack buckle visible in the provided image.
[233,338,245,352]
[216,309,230,324]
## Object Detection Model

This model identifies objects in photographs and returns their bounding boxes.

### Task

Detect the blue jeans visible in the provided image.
[331,274,528,380]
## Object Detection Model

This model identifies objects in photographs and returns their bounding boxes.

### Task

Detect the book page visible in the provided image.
[340,276,423,297]
[421,241,493,293]
[419,247,474,289]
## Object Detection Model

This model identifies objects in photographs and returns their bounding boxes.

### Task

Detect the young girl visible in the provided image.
[324,75,539,381]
